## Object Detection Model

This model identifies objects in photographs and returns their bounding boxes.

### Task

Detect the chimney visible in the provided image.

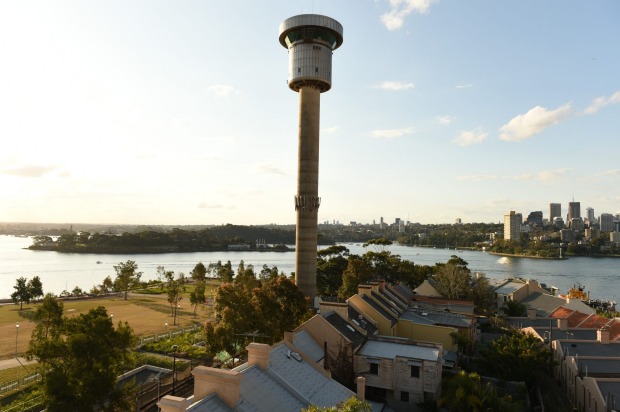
[158,396,190,412]
[356,376,366,400]
[378,280,386,291]
[557,318,568,331]
[193,367,242,407]
[597,328,610,344]
[319,302,348,320]
[527,307,537,320]
[247,342,271,369]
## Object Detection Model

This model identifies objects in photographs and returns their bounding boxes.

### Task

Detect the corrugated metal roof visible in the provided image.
[358,339,440,362]
[361,294,398,326]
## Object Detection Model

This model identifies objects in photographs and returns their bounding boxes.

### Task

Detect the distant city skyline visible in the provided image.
[1,1,619,225]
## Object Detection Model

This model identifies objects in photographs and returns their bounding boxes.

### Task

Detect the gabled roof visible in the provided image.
[188,343,355,412]
[348,306,378,335]
[324,312,366,350]
[380,288,407,311]
[521,292,569,317]
[361,294,398,326]
[390,282,414,301]
[370,291,402,317]
[292,329,324,363]
[493,279,526,295]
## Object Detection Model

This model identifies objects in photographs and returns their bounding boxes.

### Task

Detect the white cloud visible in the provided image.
[499,103,573,142]
[453,128,487,146]
[258,164,288,176]
[510,168,573,182]
[380,0,437,31]
[370,127,415,139]
[322,126,339,134]
[206,84,243,98]
[1,165,60,177]
[455,83,473,89]
[372,81,415,91]
[583,90,620,114]
[435,115,453,125]
[456,175,497,182]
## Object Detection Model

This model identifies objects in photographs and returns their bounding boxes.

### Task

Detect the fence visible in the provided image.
[2,395,44,412]
[138,324,202,347]
[0,373,41,398]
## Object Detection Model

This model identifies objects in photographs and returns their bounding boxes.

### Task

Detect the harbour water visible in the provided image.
[1,235,618,304]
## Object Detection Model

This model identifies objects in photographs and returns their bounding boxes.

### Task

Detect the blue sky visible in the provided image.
[1,1,619,225]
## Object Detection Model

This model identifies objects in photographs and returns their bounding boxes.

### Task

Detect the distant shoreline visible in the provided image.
[487,251,567,260]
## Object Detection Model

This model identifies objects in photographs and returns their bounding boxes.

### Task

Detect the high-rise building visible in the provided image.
[550,203,561,220]
[568,201,581,221]
[600,213,615,232]
[279,14,343,300]
[526,211,543,226]
[504,211,522,242]
[586,207,595,223]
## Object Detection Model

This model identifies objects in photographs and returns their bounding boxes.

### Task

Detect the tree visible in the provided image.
[317,245,350,296]
[438,370,522,412]
[113,260,142,300]
[205,275,311,356]
[11,277,31,310]
[479,330,553,385]
[165,271,185,325]
[28,296,135,411]
[303,397,371,412]
[470,275,495,315]
[234,260,257,289]
[338,257,373,300]
[433,257,472,299]
[501,300,527,317]
[190,262,207,282]
[101,276,114,294]
[190,281,207,316]
[28,276,44,302]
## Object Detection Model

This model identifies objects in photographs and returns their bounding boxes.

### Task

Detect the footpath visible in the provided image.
[0,357,36,372]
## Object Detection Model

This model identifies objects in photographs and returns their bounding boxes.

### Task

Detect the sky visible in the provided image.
[1,1,619,226]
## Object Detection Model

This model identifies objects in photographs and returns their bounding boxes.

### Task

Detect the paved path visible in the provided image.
[0,356,37,371]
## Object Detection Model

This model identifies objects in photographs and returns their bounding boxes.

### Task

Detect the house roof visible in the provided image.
[493,279,526,295]
[370,291,401,317]
[357,339,440,362]
[380,289,407,311]
[361,294,398,326]
[402,308,473,329]
[324,312,366,350]
[348,306,378,335]
[188,343,355,412]
[572,358,620,377]
[392,282,415,300]
[559,341,620,357]
[292,330,324,363]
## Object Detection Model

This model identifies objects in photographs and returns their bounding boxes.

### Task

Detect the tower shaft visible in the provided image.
[295,86,321,298]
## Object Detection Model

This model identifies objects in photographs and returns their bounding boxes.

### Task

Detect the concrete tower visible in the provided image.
[279,14,343,299]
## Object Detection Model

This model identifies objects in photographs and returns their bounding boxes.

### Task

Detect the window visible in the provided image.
[369,363,379,375]
[400,391,409,402]
[411,365,420,378]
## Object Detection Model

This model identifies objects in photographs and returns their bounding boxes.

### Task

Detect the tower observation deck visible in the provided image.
[279,14,343,301]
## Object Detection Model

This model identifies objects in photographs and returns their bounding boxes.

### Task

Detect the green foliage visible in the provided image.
[438,371,522,412]
[113,260,142,300]
[205,275,311,355]
[303,396,372,412]
[190,262,208,282]
[317,246,350,296]
[140,332,209,360]
[27,295,136,411]
[432,256,472,299]
[501,300,527,317]
[11,277,32,309]
[479,330,553,385]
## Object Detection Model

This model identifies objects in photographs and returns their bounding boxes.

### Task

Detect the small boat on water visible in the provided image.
[96,261,102,264]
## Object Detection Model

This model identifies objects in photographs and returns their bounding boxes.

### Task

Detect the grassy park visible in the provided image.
[0,283,218,388]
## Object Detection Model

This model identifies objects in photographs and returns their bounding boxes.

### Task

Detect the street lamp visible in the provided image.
[165,322,169,338]
[15,322,19,358]
[171,345,178,396]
